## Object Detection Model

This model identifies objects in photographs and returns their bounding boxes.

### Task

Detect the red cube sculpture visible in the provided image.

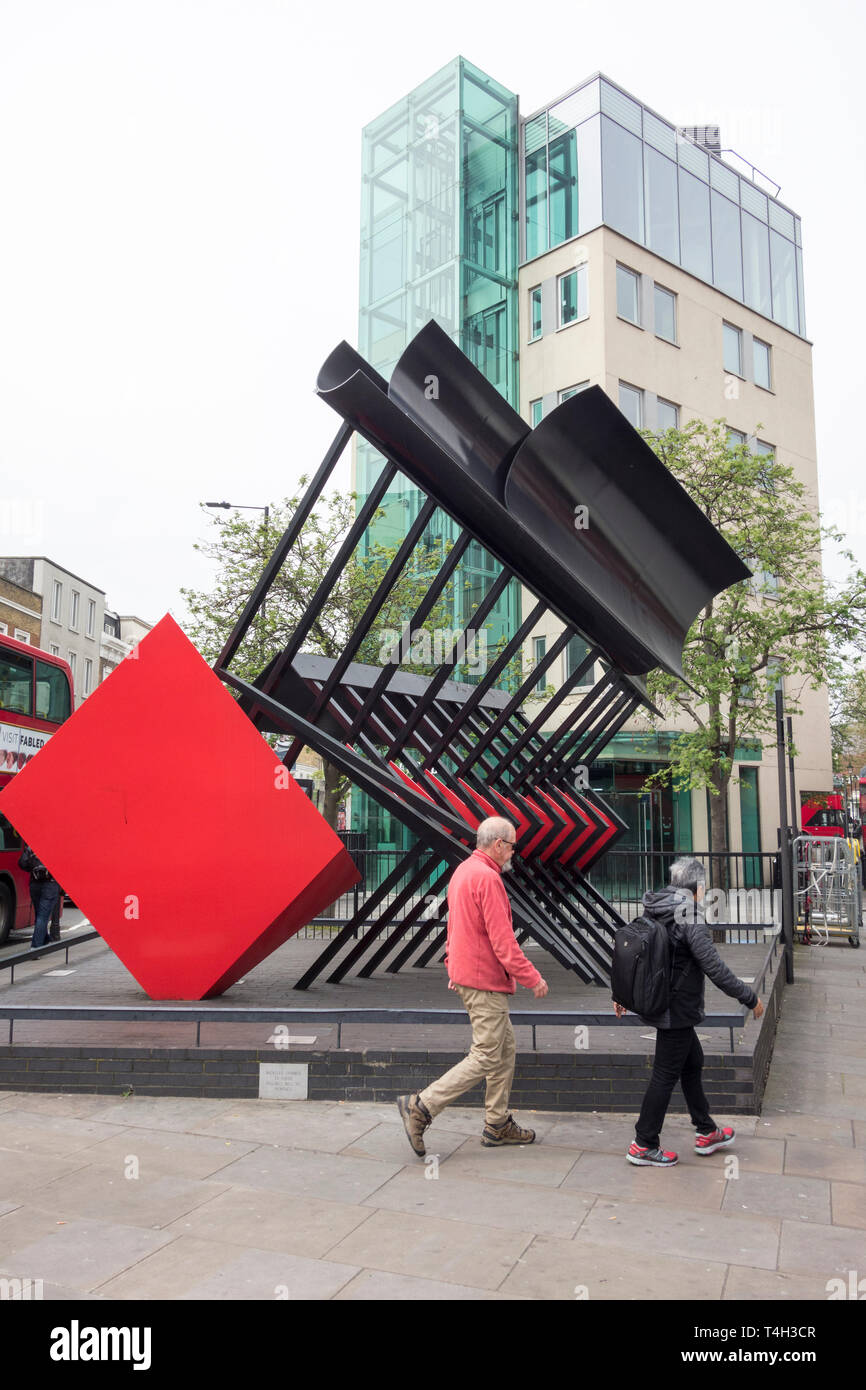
[1,615,359,998]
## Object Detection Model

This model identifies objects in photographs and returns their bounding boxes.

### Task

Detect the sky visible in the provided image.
[0,0,863,624]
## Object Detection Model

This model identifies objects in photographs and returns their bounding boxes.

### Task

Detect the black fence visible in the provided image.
[305,846,782,940]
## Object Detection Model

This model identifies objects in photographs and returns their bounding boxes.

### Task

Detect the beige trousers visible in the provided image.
[419,986,516,1126]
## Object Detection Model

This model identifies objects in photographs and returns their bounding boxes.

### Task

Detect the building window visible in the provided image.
[530,399,544,427]
[83,658,93,696]
[723,322,743,376]
[70,590,80,630]
[0,622,7,635]
[558,265,588,327]
[51,580,62,622]
[727,428,747,448]
[49,644,60,656]
[68,651,77,684]
[618,381,643,429]
[565,636,593,685]
[13,629,30,644]
[654,285,677,343]
[533,636,547,694]
[468,193,505,274]
[559,383,590,402]
[753,338,772,390]
[529,286,542,341]
[86,598,96,637]
[616,264,640,325]
[656,398,679,431]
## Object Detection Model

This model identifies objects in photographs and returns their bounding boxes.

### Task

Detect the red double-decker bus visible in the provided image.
[0,634,73,942]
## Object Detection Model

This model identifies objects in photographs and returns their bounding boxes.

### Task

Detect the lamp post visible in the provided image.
[204,501,271,649]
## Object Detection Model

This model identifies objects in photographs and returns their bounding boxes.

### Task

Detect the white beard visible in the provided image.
[502,859,513,874]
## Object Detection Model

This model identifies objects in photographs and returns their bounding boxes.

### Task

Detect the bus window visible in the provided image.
[35,659,72,722]
[0,651,33,715]
[0,813,22,851]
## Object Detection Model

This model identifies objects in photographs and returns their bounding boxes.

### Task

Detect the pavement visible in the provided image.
[0,939,863,1301]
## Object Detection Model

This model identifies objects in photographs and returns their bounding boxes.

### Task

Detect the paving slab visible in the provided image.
[180,1246,360,1300]
[69,1096,235,1131]
[497,1235,728,1300]
[324,1207,533,1290]
[0,1204,75,1257]
[333,1268,524,1299]
[32,1164,230,1229]
[830,1182,866,1230]
[784,1139,866,1183]
[0,1147,94,1203]
[77,1126,259,1179]
[0,1110,132,1157]
[575,1196,780,1269]
[363,1166,595,1238]
[437,1135,580,1188]
[539,1115,633,1154]
[166,1187,374,1258]
[720,1170,831,1224]
[341,1120,468,1162]
[212,1147,403,1204]
[0,1216,174,1291]
[758,1113,854,1145]
[93,1234,267,1298]
[778,1219,866,1277]
[190,1105,381,1153]
[561,1151,728,1210]
[0,1093,129,1119]
[722,1265,839,1300]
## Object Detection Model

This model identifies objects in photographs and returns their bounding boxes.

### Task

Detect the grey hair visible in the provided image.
[477,816,516,849]
[669,856,707,893]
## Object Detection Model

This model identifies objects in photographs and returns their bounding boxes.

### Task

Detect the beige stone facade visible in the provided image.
[0,575,42,647]
[518,225,832,853]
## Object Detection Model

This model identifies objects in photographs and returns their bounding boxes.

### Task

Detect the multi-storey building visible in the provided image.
[0,560,153,708]
[354,61,831,857]
[0,559,105,707]
[0,574,42,647]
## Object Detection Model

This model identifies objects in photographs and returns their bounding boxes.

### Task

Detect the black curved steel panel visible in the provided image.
[315,324,749,680]
[388,320,528,503]
[504,387,751,681]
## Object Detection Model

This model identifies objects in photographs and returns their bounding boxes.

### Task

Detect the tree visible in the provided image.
[181,487,505,827]
[639,420,866,857]
[829,664,866,773]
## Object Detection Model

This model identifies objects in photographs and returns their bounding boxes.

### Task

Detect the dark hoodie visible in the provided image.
[640,887,759,1029]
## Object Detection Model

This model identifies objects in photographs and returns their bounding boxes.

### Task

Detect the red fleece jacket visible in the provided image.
[444,849,543,994]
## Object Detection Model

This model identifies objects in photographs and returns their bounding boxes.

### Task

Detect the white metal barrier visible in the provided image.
[792,836,862,947]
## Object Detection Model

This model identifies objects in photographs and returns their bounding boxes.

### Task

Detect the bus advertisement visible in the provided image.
[0,633,73,942]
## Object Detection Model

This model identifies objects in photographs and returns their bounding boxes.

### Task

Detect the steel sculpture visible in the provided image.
[0,320,749,998]
[214,320,749,989]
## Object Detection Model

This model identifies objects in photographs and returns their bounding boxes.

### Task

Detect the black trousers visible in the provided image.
[635,1025,716,1149]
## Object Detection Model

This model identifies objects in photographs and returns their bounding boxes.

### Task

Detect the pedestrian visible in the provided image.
[18,843,61,950]
[615,855,764,1167]
[397,816,548,1156]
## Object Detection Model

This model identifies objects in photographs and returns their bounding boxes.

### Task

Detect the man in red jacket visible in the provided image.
[397,817,549,1156]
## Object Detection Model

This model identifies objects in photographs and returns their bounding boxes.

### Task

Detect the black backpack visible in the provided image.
[610,914,672,1017]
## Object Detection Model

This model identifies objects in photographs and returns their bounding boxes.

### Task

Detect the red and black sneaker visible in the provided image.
[627,1140,678,1167]
[695,1127,735,1155]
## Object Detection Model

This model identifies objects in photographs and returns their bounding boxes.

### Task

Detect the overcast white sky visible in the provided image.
[0,0,863,624]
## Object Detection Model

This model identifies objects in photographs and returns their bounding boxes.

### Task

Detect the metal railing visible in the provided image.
[0,935,779,1055]
[306,847,783,936]
[0,930,102,981]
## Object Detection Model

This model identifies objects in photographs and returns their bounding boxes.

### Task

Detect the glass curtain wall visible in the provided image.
[355,59,521,848]
[522,76,806,338]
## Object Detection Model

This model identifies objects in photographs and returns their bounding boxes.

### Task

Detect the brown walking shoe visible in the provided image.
[481,1114,536,1147]
[397,1093,432,1157]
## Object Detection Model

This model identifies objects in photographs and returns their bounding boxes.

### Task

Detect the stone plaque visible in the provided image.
[258,1062,309,1100]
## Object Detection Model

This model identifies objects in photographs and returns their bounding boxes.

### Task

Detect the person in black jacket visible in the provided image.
[614,856,764,1168]
[18,844,61,950]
